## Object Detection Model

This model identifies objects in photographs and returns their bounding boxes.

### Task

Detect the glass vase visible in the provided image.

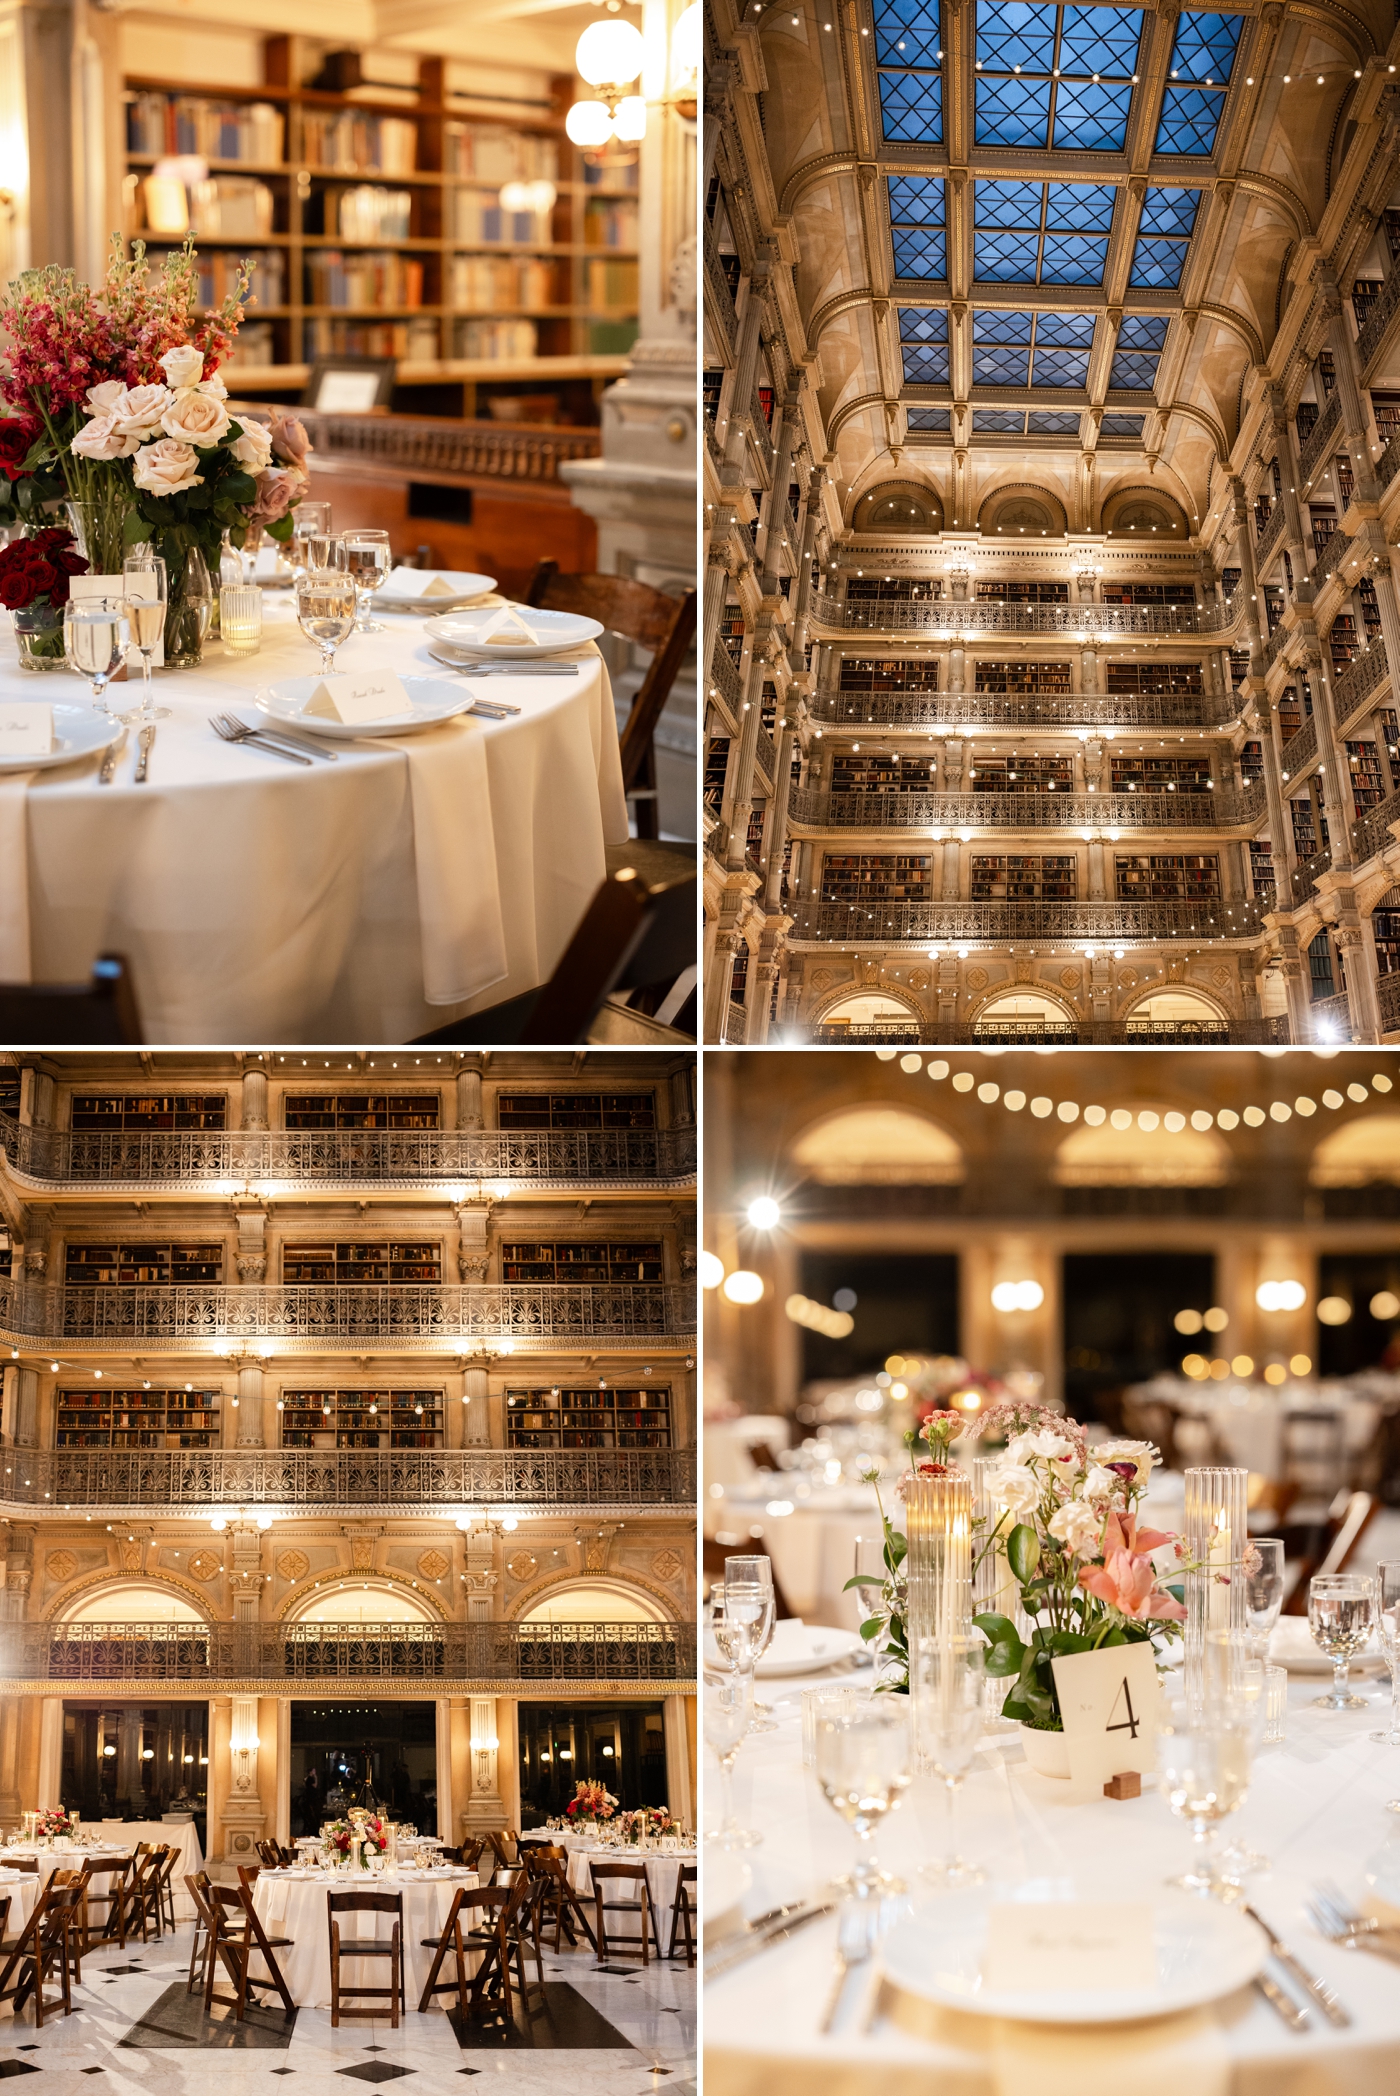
[904,1470,974,1767]
[64,488,129,577]
[164,544,214,667]
[12,601,65,670]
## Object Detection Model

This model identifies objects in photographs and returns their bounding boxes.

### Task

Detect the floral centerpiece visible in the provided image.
[0,526,88,669]
[322,1814,389,1864]
[620,1806,672,1844]
[37,1807,73,1838]
[0,236,311,664]
[565,1779,617,1824]
[851,1403,1192,1723]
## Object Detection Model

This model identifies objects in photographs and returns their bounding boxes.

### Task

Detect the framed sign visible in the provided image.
[1049,1642,1161,1790]
[303,357,396,414]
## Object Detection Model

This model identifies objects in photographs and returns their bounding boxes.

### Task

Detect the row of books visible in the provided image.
[450,191,553,245]
[136,173,276,240]
[585,200,639,249]
[126,91,285,163]
[448,254,562,309]
[303,316,441,358]
[584,256,639,308]
[148,246,286,309]
[302,111,419,174]
[444,123,560,182]
[304,249,427,308]
[329,184,413,241]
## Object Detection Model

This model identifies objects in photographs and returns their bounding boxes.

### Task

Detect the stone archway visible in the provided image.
[1101,484,1190,538]
[977,483,1069,538]
[970,989,1079,1036]
[851,479,945,532]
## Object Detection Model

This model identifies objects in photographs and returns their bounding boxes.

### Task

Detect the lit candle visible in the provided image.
[220,584,263,654]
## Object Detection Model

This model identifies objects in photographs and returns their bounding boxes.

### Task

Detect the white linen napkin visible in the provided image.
[0,771,33,980]
[376,715,508,1005]
[260,1877,291,1930]
[990,2008,1230,2096]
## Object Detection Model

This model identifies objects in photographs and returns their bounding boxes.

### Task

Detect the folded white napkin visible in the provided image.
[0,771,33,980]
[377,715,508,1005]
[470,604,541,646]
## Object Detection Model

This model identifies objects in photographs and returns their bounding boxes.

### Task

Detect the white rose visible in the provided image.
[198,370,229,400]
[110,384,171,436]
[131,438,204,496]
[159,345,206,390]
[1049,1500,1103,1555]
[984,1463,1038,1519]
[1091,1439,1159,1487]
[228,419,274,473]
[1026,1429,1077,1464]
[85,381,125,416]
[71,413,141,461]
[1077,1464,1119,1503]
[161,391,231,448]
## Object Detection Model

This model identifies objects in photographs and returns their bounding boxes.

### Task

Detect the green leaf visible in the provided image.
[123,509,152,546]
[1007,1523,1041,1584]
[858,1619,882,1642]
[266,513,294,543]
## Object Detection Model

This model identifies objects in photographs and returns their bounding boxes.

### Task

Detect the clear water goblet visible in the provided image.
[1156,1690,1253,1899]
[290,500,332,578]
[1308,1572,1375,1710]
[815,1700,911,1902]
[63,596,127,716]
[726,1556,778,1732]
[341,527,391,632]
[1371,1560,1400,1745]
[1243,1538,1285,1659]
[295,569,357,675]
[704,1675,761,1849]
[913,1635,986,1888]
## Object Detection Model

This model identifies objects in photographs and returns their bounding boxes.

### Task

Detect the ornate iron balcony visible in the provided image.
[708,640,742,710]
[1255,503,1285,565]
[0,1446,695,1517]
[788,787,1263,832]
[1379,430,1400,495]
[1262,623,1290,671]
[1334,640,1389,721]
[809,690,1241,731]
[1281,716,1317,774]
[1378,969,1400,1035]
[0,1618,697,1686]
[1309,989,1353,1040]
[1311,525,1353,590]
[1298,392,1342,481]
[1357,274,1400,372]
[0,1282,695,1349]
[789,898,1266,943]
[0,1119,695,1191]
[808,595,1232,638]
[1351,784,1400,867]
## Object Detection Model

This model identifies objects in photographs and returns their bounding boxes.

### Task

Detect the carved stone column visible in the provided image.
[240,1069,268,1131]
[460,1695,507,1831]
[457,1066,483,1131]
[1319,271,1380,505]
[4,1526,34,1620]
[462,1364,490,1447]
[234,1205,267,1285]
[229,1521,264,1622]
[455,1201,491,1283]
[722,614,780,872]
[236,1363,264,1450]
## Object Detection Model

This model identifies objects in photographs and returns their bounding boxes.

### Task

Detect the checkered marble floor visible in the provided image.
[0,1924,696,2096]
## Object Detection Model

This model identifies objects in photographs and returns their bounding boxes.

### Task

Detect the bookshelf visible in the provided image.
[500,1241,665,1284]
[281,1242,442,1285]
[56,1387,221,1451]
[122,37,640,413]
[280,1389,443,1451]
[505,1384,671,1451]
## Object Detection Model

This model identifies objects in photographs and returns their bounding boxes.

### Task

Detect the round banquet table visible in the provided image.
[704,1662,1400,2096]
[252,1867,480,2009]
[5,1819,203,1921]
[561,1846,695,1942]
[0,593,628,1042]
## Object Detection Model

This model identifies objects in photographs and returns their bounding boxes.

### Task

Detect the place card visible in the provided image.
[384,568,459,599]
[1050,1641,1161,1790]
[982,1901,1157,1993]
[304,671,413,723]
[0,702,54,755]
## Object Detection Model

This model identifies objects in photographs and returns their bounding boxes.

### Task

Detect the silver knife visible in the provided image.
[704,1898,835,1982]
[134,723,155,784]
[1254,1966,1310,2032]
[98,729,125,786]
[1244,1904,1350,2026]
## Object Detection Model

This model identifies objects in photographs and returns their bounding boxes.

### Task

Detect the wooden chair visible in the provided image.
[666,1863,696,1966]
[416,1884,481,2017]
[1,1880,83,2027]
[328,1889,405,2028]
[0,954,142,1045]
[460,1836,486,1873]
[76,1853,131,1955]
[531,1848,597,1953]
[205,1881,296,2022]
[485,1830,520,1870]
[122,1844,167,1943]
[457,1872,543,2022]
[1281,1489,1380,1612]
[151,1845,181,1935]
[525,559,697,842]
[256,1841,281,1869]
[184,1871,215,1996]
[590,1861,656,1966]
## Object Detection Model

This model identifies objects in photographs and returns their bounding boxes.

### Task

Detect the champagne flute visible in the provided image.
[704,1676,760,1849]
[296,569,357,675]
[64,597,128,716]
[290,500,332,579]
[1156,1691,1253,1898]
[1370,1560,1400,1745]
[913,1635,986,1888]
[1243,1538,1285,1659]
[1204,1630,1269,1880]
[341,528,391,632]
[120,553,170,724]
[1308,1571,1375,1710]
[725,1556,778,1733]
[814,1701,911,1903]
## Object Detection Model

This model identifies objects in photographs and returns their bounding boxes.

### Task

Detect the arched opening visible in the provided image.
[1101,485,1190,539]
[520,1582,670,1625]
[972,991,1077,1041]
[977,484,1069,538]
[789,1105,965,1184]
[1123,990,1229,1041]
[815,992,922,1041]
[61,1585,205,1624]
[289,1582,439,1625]
[1053,1110,1231,1187]
[1311,1113,1400,1187]
[851,480,944,533]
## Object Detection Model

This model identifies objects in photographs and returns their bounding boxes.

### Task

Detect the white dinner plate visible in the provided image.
[755,1623,866,1678]
[881,1887,1266,2025]
[1269,1616,1386,1675]
[378,568,496,610]
[0,704,123,774]
[255,674,476,739]
[425,604,603,658]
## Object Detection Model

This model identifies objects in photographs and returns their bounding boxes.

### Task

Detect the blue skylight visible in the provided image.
[1127,185,1201,288]
[972,307,1095,387]
[906,406,951,430]
[1028,409,1083,432]
[973,408,1026,431]
[1110,312,1169,389]
[1155,12,1241,154]
[974,4,1143,152]
[973,180,1114,284]
[890,177,948,279]
[899,306,950,383]
[1101,412,1145,434]
[877,0,943,142]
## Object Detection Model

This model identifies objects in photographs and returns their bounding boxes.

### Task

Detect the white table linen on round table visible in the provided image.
[9,1821,203,1922]
[567,1847,694,1946]
[253,1869,479,2009]
[0,595,628,1041]
[704,1663,1400,2096]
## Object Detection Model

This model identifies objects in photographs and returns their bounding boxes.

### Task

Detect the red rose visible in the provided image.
[0,420,38,482]
[0,570,37,610]
[25,559,56,594]
[55,548,87,576]
[49,572,71,606]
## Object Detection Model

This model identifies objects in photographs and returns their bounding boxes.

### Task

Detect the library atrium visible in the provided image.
[0,1050,697,2065]
[702,0,1400,1045]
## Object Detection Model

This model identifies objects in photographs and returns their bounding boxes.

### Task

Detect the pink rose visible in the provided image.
[247,466,295,524]
[161,390,231,448]
[110,384,171,436]
[85,381,125,415]
[159,345,205,390]
[71,412,141,461]
[268,409,311,469]
[131,438,204,496]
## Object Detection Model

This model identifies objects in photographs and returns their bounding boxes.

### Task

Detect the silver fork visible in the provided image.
[818,1902,872,2034]
[209,716,312,766]
[212,711,334,761]
[1308,1883,1400,1964]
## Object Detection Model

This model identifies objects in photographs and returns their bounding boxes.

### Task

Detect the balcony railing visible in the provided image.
[1262,622,1290,671]
[1281,716,1317,774]
[703,222,738,352]
[1379,969,1400,1036]
[810,1022,927,1043]
[788,786,1264,831]
[808,596,1232,638]
[1298,393,1342,481]
[1290,849,1332,902]
[0,1281,695,1347]
[1311,526,1353,589]
[810,690,1241,730]
[1357,271,1400,370]
[1256,503,1285,565]
[1351,785,1400,866]
[755,725,777,783]
[1379,430,1400,495]
[0,1447,695,1515]
[708,641,742,710]
[802,1019,1260,1045]
[0,1119,695,1190]
[1333,640,1389,721]
[1309,989,1354,1040]
[789,898,1266,942]
[723,1001,748,1045]
[0,1619,697,1686]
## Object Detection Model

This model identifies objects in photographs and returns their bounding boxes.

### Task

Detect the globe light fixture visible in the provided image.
[1256,1278,1307,1312]
[576,18,645,88]
[570,18,648,149]
[990,1279,1044,1313]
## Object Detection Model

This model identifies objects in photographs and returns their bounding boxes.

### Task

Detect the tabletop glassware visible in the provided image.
[814,1699,911,1901]
[289,500,332,577]
[341,527,391,632]
[725,1556,778,1732]
[121,551,170,723]
[913,1635,986,1888]
[1371,1560,1400,1745]
[1156,1690,1253,1898]
[296,569,358,675]
[63,596,127,715]
[1308,1571,1375,1710]
[704,1675,761,1849]
[1204,1630,1269,1880]
[1243,1538,1285,1658]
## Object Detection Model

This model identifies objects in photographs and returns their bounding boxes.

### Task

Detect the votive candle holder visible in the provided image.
[219,584,263,654]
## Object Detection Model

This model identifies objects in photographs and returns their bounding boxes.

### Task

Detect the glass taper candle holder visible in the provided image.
[905,1470,974,1766]
[1183,1465,1249,1687]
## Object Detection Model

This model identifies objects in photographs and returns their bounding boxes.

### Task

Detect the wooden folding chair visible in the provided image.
[666,1863,696,1965]
[184,1871,216,1996]
[327,1889,404,2029]
[416,1884,480,2016]
[150,1845,181,1935]
[120,1843,165,1943]
[485,1829,520,1871]
[76,1853,132,1956]
[457,1871,543,2022]
[591,1861,656,1965]
[205,1880,296,2022]
[532,1847,597,1953]
[3,1881,83,2026]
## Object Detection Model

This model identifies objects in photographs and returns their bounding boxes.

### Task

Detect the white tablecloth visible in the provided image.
[710,1484,882,1631]
[253,1868,479,2009]
[10,1820,203,1921]
[704,1664,1400,2096]
[567,1847,695,1943]
[0,595,628,1040]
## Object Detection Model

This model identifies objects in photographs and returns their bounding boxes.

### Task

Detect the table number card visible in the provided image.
[982,1901,1157,1992]
[0,702,54,756]
[1049,1641,1161,1790]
